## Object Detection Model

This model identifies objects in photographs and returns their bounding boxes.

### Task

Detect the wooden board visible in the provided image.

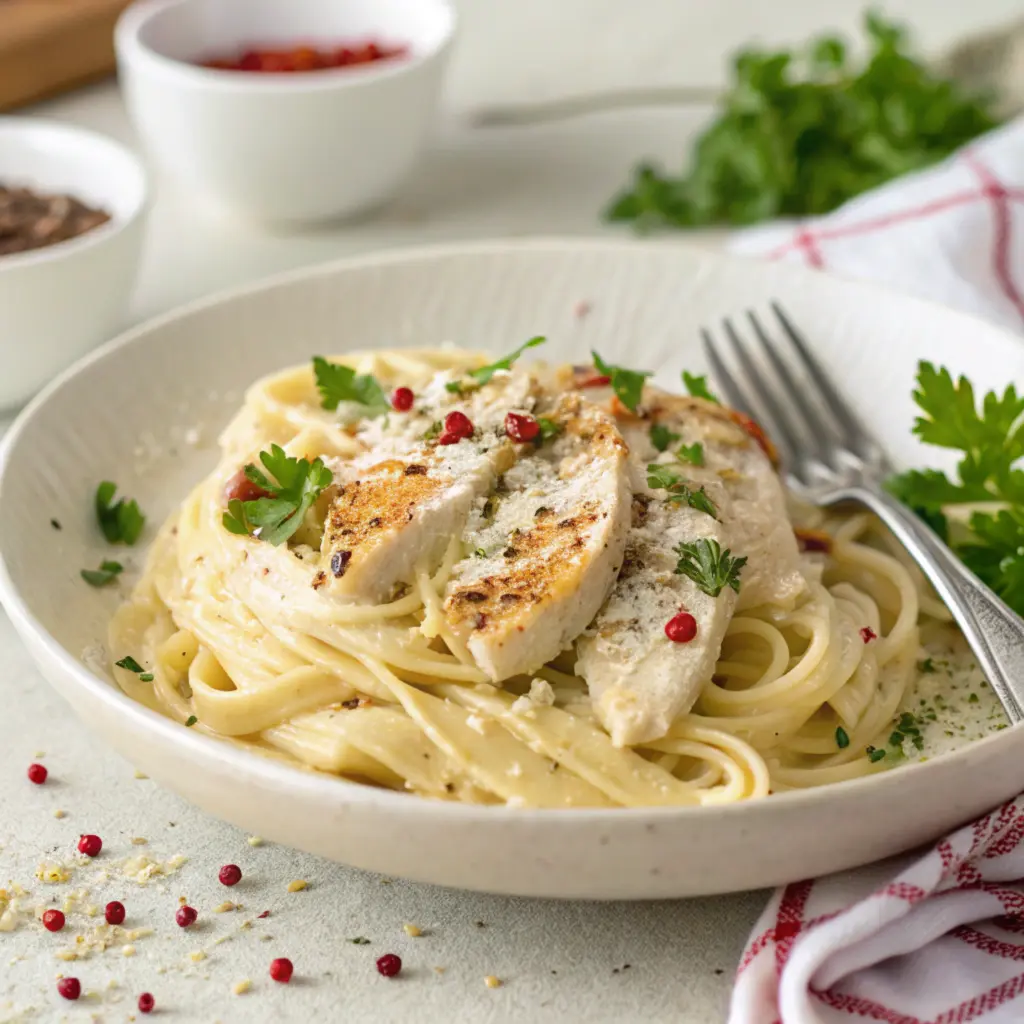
[0,0,134,112]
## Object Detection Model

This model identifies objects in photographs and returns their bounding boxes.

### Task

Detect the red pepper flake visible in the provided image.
[376,953,402,978]
[270,957,294,983]
[504,411,540,443]
[391,386,414,412]
[201,41,408,73]
[219,864,242,887]
[438,410,474,445]
[727,409,779,466]
[105,901,126,925]
[664,612,698,643]
[860,626,878,643]
[175,905,198,928]
[138,992,155,1014]
[794,527,832,554]
[57,977,81,1001]
[224,469,270,504]
[42,909,65,932]
[257,910,271,919]
[77,834,102,858]
[579,374,611,389]
[27,763,47,785]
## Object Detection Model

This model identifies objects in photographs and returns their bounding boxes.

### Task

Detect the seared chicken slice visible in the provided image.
[575,479,737,747]
[444,393,631,682]
[318,371,544,604]
[570,377,805,746]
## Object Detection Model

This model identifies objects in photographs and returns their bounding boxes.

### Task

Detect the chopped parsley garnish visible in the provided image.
[917,657,936,674]
[468,336,546,385]
[646,464,718,518]
[116,655,145,673]
[537,417,561,443]
[592,351,652,413]
[649,423,681,452]
[81,560,123,587]
[682,372,719,404]
[968,692,980,704]
[222,445,333,546]
[140,673,154,682]
[835,726,849,749]
[473,547,487,558]
[349,936,371,945]
[423,421,442,441]
[866,746,886,763]
[312,356,389,415]
[95,482,145,545]
[185,715,198,727]
[887,362,1024,615]
[677,442,705,466]
[673,538,746,597]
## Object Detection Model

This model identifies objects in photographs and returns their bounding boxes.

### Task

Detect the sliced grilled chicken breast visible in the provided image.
[444,393,631,682]
[569,377,805,746]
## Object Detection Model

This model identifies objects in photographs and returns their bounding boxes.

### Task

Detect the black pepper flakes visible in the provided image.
[503,547,518,559]
[463,591,487,603]
[404,464,427,476]
[50,518,62,531]
[368,517,382,528]
[341,698,361,710]
[331,550,352,577]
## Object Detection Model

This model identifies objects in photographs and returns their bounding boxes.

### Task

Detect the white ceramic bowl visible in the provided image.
[2,239,1023,899]
[0,119,148,412]
[115,0,456,224]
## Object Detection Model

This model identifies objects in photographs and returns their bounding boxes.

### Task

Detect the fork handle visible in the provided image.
[834,484,1024,724]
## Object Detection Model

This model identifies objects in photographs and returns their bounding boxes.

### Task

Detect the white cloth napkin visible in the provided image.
[728,119,1024,1024]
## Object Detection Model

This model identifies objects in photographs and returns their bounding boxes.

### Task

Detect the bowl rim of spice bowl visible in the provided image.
[0,118,148,271]
[115,0,456,91]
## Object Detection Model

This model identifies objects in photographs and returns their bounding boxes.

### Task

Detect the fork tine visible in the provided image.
[700,329,756,415]
[770,302,878,458]
[718,317,805,463]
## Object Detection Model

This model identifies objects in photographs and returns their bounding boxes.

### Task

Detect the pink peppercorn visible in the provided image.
[269,957,294,983]
[77,834,102,857]
[376,953,402,977]
[27,763,47,784]
[138,992,155,1013]
[175,905,197,928]
[664,611,698,643]
[391,386,414,412]
[218,864,242,886]
[42,909,65,932]
[105,901,125,925]
[57,977,81,1000]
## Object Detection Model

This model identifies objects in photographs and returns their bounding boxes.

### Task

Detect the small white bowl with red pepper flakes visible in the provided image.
[0,118,148,411]
[115,0,456,225]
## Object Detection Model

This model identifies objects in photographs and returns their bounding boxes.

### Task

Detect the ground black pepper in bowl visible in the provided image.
[0,184,112,257]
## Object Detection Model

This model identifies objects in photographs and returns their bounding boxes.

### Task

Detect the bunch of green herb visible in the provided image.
[606,11,999,230]
[888,362,1024,615]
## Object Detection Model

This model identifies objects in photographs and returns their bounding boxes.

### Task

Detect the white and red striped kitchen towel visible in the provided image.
[727,119,1024,1024]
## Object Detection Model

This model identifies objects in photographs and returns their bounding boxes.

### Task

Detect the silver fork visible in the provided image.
[702,302,1024,724]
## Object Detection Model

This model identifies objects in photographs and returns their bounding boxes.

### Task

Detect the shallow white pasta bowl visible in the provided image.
[2,239,1024,899]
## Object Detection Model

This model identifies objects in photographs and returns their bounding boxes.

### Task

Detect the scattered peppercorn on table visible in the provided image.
[1,1,1018,1020]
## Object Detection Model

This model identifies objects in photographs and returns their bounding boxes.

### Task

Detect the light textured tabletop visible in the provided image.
[2,2,1019,1021]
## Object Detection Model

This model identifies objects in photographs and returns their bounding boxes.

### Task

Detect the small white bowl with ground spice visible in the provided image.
[116,0,456,225]
[0,119,148,411]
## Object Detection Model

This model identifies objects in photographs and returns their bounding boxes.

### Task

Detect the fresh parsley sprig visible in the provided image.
[313,357,389,416]
[95,482,145,545]
[683,372,719,404]
[468,337,547,385]
[592,352,652,412]
[116,655,153,682]
[537,417,561,443]
[223,445,333,546]
[673,538,746,597]
[650,423,680,452]
[647,464,718,519]
[888,362,1024,614]
[677,442,705,467]
[605,13,999,230]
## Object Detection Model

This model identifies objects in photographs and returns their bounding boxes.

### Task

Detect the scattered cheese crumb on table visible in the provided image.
[232,979,251,996]
[286,880,307,893]
[485,975,503,989]
[403,924,422,937]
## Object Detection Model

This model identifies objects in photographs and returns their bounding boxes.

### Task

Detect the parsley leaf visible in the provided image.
[888,361,1024,616]
[673,538,746,597]
[592,352,652,412]
[221,445,333,546]
[604,13,999,229]
[81,560,124,587]
[650,423,681,452]
[835,726,850,749]
[116,655,145,673]
[349,937,371,945]
[682,372,719,404]
[185,715,198,727]
[866,746,886,764]
[646,465,718,518]
[313,356,389,415]
[677,442,705,467]
[468,337,546,386]
[537,417,561,443]
[95,482,145,545]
